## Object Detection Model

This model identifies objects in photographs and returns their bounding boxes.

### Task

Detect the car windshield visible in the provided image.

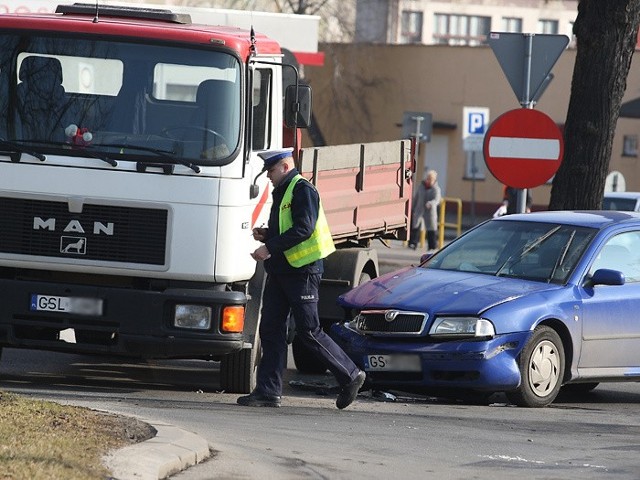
[423,220,596,284]
[0,32,241,166]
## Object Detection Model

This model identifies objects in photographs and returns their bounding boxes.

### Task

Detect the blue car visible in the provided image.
[330,211,640,407]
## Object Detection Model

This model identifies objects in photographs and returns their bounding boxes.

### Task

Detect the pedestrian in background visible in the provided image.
[408,169,442,251]
[238,148,366,409]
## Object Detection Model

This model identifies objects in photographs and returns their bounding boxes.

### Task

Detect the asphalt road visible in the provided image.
[2,243,640,479]
[2,348,640,479]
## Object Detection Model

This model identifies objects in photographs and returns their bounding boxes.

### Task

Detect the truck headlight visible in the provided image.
[174,304,212,330]
[429,316,495,338]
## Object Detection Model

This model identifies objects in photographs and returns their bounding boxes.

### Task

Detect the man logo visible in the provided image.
[60,236,87,255]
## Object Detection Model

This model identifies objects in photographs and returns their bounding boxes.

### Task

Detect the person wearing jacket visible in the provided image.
[408,170,442,251]
[237,148,366,409]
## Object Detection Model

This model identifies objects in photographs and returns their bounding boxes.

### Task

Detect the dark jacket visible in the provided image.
[263,169,323,275]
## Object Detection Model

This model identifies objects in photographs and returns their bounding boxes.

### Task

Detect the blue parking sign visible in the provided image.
[468,112,486,134]
[463,107,490,151]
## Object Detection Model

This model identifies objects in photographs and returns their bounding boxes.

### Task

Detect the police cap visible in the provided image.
[258,148,293,171]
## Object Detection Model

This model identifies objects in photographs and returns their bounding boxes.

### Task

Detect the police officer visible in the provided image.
[238,148,366,409]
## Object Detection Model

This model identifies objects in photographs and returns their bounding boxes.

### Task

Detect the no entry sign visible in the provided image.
[483,108,564,188]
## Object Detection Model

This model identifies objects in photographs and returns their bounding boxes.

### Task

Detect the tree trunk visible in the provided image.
[549,0,640,210]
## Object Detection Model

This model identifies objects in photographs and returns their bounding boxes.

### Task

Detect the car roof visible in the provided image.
[492,210,640,229]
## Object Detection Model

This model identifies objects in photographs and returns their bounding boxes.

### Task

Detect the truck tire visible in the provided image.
[220,338,261,394]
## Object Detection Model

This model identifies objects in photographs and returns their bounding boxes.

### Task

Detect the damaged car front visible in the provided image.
[330,213,599,407]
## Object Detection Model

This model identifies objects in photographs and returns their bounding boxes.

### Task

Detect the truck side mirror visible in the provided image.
[284,84,312,129]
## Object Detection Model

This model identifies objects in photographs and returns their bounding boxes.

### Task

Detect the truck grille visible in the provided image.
[0,197,167,265]
[354,310,427,335]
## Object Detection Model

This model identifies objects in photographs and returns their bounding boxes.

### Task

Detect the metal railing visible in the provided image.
[437,197,462,248]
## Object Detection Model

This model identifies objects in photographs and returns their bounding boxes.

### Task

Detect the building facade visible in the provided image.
[355,0,578,46]
[304,42,640,215]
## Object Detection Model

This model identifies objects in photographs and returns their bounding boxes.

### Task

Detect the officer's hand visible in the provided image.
[252,227,268,241]
[250,245,271,261]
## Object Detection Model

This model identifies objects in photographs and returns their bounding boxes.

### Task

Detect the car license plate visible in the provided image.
[364,354,421,372]
[30,294,104,316]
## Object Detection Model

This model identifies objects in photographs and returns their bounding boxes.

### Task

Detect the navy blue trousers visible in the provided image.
[256,272,360,397]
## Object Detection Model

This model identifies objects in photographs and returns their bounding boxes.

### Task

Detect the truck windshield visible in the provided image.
[0,32,241,166]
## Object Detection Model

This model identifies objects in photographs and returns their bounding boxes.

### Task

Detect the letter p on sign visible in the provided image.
[469,112,485,134]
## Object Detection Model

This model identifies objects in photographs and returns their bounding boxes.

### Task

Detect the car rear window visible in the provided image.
[603,197,638,211]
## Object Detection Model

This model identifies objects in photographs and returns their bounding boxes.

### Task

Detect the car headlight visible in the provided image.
[429,316,495,338]
[174,304,212,330]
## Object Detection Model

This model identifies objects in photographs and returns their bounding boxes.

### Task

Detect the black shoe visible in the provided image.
[237,391,281,408]
[408,243,417,250]
[336,371,366,410]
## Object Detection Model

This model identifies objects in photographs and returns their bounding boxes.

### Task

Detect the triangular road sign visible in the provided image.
[488,32,570,106]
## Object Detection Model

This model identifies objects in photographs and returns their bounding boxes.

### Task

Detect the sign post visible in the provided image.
[462,107,489,222]
[402,111,432,183]
[487,32,568,212]
[483,108,564,189]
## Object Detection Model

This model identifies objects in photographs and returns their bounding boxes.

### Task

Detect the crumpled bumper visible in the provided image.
[330,323,532,392]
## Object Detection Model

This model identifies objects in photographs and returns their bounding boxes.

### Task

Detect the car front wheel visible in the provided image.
[506,325,565,407]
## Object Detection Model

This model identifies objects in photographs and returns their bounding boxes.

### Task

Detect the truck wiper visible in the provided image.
[0,138,118,167]
[8,139,118,167]
[0,138,46,161]
[90,142,201,173]
[74,147,118,167]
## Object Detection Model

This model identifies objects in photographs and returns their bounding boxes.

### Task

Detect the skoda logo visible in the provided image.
[384,310,399,322]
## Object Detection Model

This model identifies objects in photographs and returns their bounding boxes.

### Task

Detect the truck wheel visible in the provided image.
[220,338,261,394]
[292,336,328,374]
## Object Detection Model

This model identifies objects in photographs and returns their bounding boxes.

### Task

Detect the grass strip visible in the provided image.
[0,390,154,480]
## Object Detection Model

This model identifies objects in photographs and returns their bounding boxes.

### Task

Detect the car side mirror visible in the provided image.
[588,268,625,287]
[284,84,312,129]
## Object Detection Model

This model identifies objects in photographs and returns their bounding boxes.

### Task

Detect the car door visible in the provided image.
[579,231,640,371]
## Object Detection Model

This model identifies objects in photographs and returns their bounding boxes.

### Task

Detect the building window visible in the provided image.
[465,150,486,180]
[537,19,559,34]
[623,135,638,157]
[501,17,522,33]
[433,14,491,46]
[400,10,423,44]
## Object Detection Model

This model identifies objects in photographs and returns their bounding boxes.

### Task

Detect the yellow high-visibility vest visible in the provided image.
[279,174,335,267]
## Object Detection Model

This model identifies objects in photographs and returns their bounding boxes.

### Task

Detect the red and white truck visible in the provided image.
[0,3,412,392]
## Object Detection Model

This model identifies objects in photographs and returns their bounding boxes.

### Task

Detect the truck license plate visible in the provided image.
[364,354,421,372]
[30,294,103,316]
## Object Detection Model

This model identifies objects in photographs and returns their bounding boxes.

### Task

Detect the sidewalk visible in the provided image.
[103,419,211,480]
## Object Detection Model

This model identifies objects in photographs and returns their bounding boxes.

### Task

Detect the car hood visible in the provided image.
[339,266,562,315]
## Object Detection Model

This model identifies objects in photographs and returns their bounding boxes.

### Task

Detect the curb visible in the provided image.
[104,421,211,480]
